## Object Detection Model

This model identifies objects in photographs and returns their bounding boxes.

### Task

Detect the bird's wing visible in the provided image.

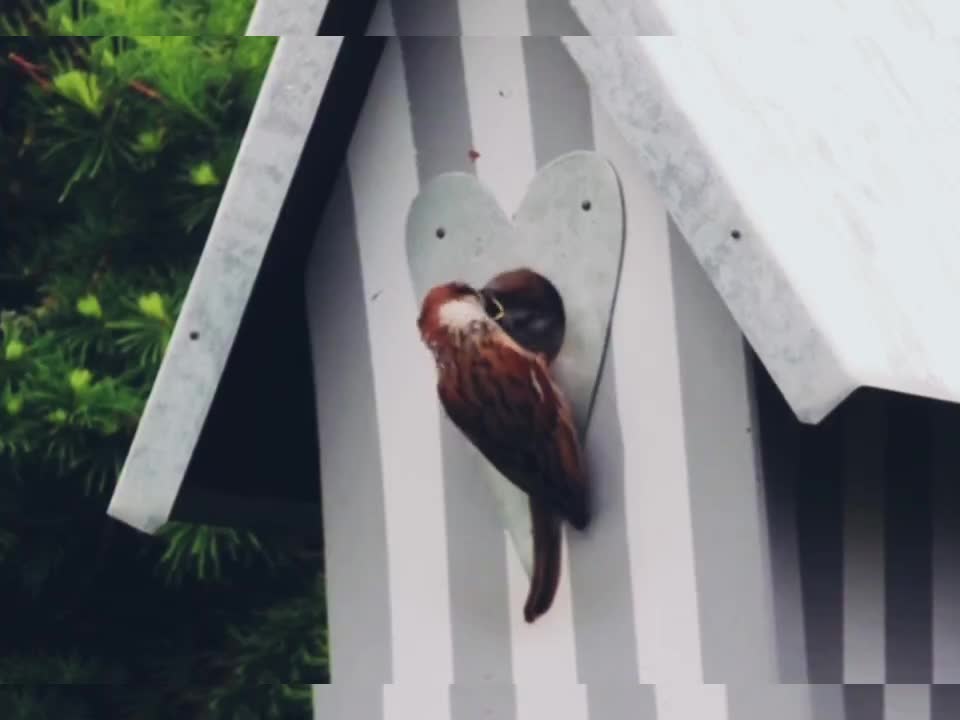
[437,339,589,529]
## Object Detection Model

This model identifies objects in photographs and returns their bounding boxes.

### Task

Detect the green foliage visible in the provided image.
[0,17,324,720]
[4,0,259,37]
[0,687,95,720]
[204,576,329,719]
[0,309,147,492]
[0,651,128,683]
[0,529,16,560]
[0,29,276,488]
[155,522,277,585]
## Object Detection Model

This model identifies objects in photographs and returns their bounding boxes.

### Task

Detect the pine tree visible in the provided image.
[1,7,328,717]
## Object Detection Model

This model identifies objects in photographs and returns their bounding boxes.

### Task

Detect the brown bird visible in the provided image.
[418,278,589,623]
[481,268,572,621]
[480,268,566,365]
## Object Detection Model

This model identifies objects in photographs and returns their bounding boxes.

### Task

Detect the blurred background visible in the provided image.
[1,3,328,718]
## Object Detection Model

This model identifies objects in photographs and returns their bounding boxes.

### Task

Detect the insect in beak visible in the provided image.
[488,294,505,321]
[477,289,505,321]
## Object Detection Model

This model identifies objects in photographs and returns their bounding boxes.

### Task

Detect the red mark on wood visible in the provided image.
[468,149,481,161]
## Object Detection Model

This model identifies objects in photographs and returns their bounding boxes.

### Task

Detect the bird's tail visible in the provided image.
[523,496,562,623]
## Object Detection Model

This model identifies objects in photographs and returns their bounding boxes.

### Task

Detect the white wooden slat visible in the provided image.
[655,684,729,720]
[885,685,932,720]
[458,0,530,34]
[515,685,589,720]
[384,686,451,720]
[347,37,455,683]
[458,35,581,690]
[591,93,705,684]
[842,394,887,683]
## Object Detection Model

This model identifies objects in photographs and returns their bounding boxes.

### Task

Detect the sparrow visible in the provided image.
[480,268,566,365]
[418,278,589,623]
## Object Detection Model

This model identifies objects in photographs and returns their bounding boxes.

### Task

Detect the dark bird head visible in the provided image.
[481,268,566,363]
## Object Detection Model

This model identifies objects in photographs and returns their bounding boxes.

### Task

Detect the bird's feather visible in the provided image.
[437,332,589,530]
[524,495,562,623]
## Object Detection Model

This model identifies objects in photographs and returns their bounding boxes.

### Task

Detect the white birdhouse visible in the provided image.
[108,1,960,718]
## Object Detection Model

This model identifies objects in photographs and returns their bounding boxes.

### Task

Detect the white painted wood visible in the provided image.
[570,0,960,36]
[842,394,887,683]
[366,0,395,35]
[347,39,455,683]
[591,95,705,683]
[725,685,817,720]
[504,542,579,686]
[458,0,531,34]
[884,685,932,720]
[515,685,589,720]
[566,35,960,424]
[460,39,537,217]
[384,686,451,720]
[934,408,960,683]
[655,684,729,720]
[245,0,329,34]
[108,38,341,533]
[307,30,782,702]
[458,37,581,687]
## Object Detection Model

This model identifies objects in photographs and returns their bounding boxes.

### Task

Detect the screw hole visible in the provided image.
[189,331,199,341]
[581,200,591,211]
[731,229,742,240]
[436,227,446,239]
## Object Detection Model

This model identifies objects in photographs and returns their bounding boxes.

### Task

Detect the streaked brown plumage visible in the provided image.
[418,279,589,623]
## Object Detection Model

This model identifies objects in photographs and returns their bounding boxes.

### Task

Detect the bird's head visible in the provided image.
[481,268,566,363]
[417,281,489,341]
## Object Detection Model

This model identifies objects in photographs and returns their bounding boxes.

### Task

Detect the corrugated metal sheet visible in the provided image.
[566,34,960,424]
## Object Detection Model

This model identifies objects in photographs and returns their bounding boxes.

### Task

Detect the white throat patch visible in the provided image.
[437,297,489,330]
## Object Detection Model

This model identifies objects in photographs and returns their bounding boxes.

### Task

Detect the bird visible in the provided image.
[481,269,573,621]
[480,268,567,365]
[417,277,589,623]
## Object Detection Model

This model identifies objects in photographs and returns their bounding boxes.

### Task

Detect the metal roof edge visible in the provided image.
[107,38,344,533]
[563,36,859,425]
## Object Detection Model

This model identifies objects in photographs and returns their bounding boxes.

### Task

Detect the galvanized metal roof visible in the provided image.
[566,31,960,423]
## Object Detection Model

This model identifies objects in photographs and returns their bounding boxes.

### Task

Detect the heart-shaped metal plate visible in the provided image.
[406,150,625,574]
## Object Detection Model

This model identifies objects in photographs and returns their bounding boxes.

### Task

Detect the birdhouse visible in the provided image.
[108,1,960,718]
